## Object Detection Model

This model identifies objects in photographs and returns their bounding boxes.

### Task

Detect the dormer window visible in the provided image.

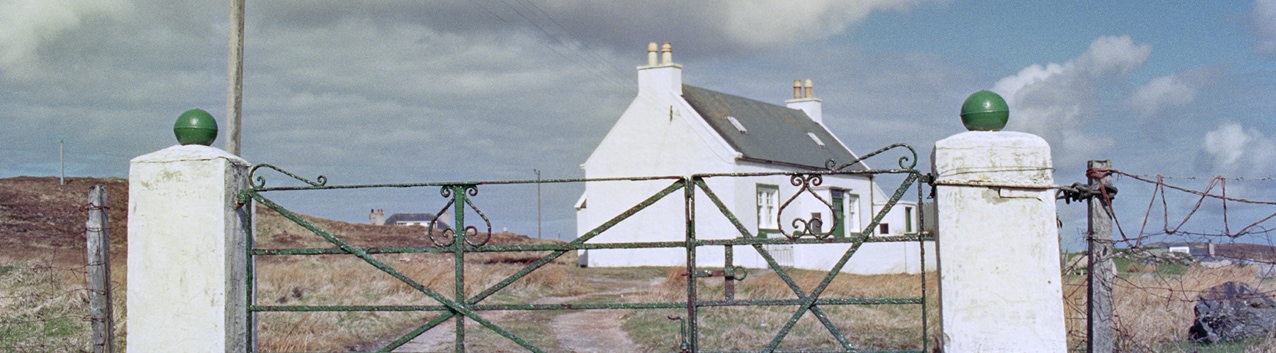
[726,116,747,134]
[807,132,825,146]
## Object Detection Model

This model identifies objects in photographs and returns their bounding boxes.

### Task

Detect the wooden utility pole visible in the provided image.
[86,185,114,353]
[535,169,541,239]
[226,0,245,156]
[59,139,65,185]
[1087,160,1115,353]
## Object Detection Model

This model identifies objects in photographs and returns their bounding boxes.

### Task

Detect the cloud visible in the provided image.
[716,0,927,50]
[1203,122,1276,174]
[0,0,134,78]
[252,0,933,58]
[1129,75,1196,117]
[1253,0,1276,57]
[992,36,1151,167]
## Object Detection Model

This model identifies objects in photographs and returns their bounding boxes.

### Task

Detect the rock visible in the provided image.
[1189,281,1276,343]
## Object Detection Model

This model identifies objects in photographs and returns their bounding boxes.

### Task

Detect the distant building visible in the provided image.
[370,210,450,229]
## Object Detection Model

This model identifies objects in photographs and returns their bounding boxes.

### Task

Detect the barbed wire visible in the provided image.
[1058,168,1276,350]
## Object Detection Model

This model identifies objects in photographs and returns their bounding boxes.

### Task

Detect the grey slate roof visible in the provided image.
[681,85,866,171]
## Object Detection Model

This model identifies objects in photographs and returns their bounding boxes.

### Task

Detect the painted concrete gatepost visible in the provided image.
[127,109,249,352]
[933,91,1067,352]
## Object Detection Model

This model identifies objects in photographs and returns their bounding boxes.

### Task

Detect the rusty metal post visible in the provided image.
[87,185,114,353]
[1087,160,1115,353]
[724,245,735,301]
[451,185,468,353]
[684,177,698,352]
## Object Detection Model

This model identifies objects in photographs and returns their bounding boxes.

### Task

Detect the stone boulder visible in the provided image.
[1189,281,1276,343]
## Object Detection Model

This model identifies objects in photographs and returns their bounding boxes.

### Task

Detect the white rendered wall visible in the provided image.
[127,145,249,352]
[578,61,931,273]
[933,131,1066,352]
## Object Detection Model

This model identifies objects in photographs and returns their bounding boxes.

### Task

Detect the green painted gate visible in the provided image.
[238,144,933,353]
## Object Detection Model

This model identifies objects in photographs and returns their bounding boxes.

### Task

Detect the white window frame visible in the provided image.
[845,194,861,235]
[757,184,779,233]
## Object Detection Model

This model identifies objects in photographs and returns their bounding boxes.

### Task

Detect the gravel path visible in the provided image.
[389,276,658,352]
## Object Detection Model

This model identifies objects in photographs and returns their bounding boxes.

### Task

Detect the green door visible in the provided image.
[832,190,844,238]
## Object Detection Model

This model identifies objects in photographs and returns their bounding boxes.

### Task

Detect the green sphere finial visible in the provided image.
[960,91,1009,131]
[173,109,218,146]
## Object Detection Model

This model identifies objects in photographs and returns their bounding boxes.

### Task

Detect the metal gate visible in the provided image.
[239,144,932,353]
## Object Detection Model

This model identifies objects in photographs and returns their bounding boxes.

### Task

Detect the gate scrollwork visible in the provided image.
[777,174,838,240]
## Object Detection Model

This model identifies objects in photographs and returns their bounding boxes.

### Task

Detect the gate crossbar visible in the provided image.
[242,144,932,353]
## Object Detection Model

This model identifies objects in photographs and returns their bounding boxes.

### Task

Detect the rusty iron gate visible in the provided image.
[239,144,933,353]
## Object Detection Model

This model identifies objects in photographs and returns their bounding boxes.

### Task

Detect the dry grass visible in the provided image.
[626,267,937,352]
[1064,264,1276,352]
[0,260,128,353]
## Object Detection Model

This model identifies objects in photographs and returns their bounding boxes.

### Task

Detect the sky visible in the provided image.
[3,0,1276,247]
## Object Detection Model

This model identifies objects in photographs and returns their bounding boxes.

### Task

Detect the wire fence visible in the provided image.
[0,181,124,353]
[0,258,125,352]
[1062,167,1276,352]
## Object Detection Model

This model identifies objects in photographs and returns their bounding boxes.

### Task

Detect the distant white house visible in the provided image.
[370,209,450,229]
[574,42,935,274]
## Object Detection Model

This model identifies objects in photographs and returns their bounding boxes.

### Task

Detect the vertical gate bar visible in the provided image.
[241,194,258,351]
[724,245,734,302]
[452,185,468,353]
[916,172,928,353]
[684,176,699,352]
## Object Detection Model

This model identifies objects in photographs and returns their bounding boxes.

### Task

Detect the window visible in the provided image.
[810,212,823,234]
[846,194,861,235]
[879,223,890,235]
[757,184,779,232]
[726,116,748,133]
[905,206,914,233]
[807,132,825,146]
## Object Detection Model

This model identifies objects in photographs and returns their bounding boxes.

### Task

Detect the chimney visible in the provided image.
[661,42,673,65]
[786,78,823,124]
[370,208,386,225]
[647,42,658,66]
[638,41,682,96]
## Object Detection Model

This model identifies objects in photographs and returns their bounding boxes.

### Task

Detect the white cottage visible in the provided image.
[575,42,933,274]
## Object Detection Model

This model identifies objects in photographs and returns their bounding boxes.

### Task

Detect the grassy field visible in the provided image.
[8,176,1276,352]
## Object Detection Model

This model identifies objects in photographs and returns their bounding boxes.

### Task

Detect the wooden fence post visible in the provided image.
[87,185,114,353]
[1087,160,1115,353]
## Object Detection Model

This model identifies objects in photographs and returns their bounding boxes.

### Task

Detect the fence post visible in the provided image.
[1087,160,1115,353]
[127,141,250,352]
[86,185,113,353]
[932,91,1067,352]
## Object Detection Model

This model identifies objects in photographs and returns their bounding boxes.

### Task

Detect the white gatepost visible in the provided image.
[932,91,1066,352]
[128,120,249,352]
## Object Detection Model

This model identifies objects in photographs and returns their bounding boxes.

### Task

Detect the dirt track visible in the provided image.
[390,276,661,353]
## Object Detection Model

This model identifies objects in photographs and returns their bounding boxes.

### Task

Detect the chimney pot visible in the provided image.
[661,42,672,64]
[804,79,814,98]
[792,80,802,99]
[647,42,658,66]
